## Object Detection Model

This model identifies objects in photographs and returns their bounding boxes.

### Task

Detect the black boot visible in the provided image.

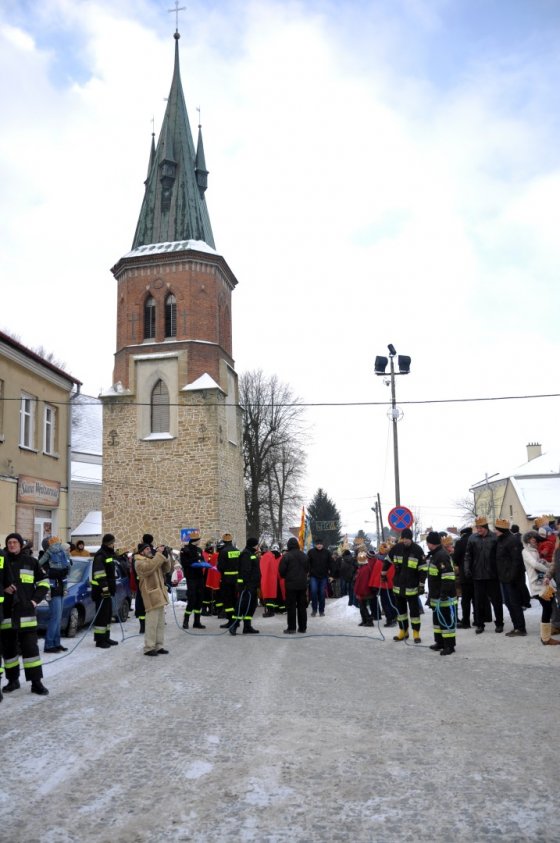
[3,679,21,692]
[229,622,238,636]
[193,618,206,629]
[183,615,189,629]
[220,619,232,628]
[139,619,145,634]
[243,623,260,634]
[31,680,49,696]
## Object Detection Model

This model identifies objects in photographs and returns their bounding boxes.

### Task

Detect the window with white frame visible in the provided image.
[44,404,56,455]
[20,393,36,449]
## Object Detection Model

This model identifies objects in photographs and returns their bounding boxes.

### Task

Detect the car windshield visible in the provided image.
[67,557,91,584]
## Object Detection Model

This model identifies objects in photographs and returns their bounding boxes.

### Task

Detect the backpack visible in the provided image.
[48,546,69,571]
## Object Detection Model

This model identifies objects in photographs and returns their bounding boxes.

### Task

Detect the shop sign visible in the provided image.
[17,475,61,507]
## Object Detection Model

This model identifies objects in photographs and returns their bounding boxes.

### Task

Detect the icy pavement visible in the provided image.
[3,596,559,842]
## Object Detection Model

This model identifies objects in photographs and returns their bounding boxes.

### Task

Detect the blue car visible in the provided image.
[36,556,132,638]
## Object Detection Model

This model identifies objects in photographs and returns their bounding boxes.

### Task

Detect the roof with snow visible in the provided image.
[71,460,102,485]
[511,476,560,519]
[472,449,560,488]
[182,373,224,393]
[71,394,102,456]
[123,239,218,259]
[72,511,102,537]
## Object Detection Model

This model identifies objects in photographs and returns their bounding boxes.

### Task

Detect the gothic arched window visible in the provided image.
[151,379,170,433]
[165,293,177,338]
[144,296,156,340]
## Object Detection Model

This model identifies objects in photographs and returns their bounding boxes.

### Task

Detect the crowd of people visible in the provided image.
[0,513,558,699]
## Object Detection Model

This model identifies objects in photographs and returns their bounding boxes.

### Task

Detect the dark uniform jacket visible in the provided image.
[91,544,117,598]
[1,550,49,630]
[238,547,261,590]
[385,541,426,596]
[180,541,204,581]
[427,546,457,605]
[495,531,525,585]
[217,542,241,584]
[279,547,310,590]
[464,531,498,581]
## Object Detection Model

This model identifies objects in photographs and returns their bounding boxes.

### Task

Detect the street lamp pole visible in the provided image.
[374,344,411,510]
[388,351,400,506]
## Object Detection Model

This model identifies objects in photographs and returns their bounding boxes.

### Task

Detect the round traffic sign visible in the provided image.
[387,506,414,531]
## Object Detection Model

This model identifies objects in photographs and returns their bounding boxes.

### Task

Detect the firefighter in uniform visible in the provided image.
[1,533,50,695]
[217,533,241,629]
[383,528,427,643]
[426,531,457,655]
[229,537,261,635]
[180,531,207,629]
[91,533,118,649]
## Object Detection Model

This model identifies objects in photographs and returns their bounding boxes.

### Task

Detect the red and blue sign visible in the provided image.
[387,506,414,531]
[180,528,198,543]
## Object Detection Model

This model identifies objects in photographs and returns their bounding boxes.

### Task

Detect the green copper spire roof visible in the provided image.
[132,32,215,250]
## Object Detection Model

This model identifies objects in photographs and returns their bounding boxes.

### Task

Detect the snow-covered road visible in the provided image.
[3,597,559,842]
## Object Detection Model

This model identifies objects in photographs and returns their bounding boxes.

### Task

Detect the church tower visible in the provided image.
[100,28,245,548]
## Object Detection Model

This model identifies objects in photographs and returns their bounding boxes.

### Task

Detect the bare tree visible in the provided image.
[240,370,307,542]
[455,495,477,524]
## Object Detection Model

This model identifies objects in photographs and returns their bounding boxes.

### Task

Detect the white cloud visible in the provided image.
[1,0,559,532]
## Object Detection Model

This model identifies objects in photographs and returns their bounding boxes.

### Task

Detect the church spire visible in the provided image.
[132,30,215,249]
[195,119,209,197]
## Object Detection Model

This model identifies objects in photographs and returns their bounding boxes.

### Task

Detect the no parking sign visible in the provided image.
[387,506,414,531]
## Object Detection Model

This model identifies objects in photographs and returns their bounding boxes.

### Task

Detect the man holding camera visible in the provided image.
[134,543,172,656]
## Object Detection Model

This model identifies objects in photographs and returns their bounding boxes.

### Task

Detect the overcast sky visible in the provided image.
[2,0,559,535]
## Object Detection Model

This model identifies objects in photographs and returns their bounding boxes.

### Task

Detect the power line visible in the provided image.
[3,392,560,408]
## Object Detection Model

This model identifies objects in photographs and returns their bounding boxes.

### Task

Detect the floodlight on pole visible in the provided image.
[374,343,411,507]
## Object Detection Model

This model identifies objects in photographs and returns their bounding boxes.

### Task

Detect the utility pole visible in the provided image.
[388,352,400,506]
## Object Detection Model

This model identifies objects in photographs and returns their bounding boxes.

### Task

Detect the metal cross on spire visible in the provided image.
[168,1,186,33]
[196,105,201,128]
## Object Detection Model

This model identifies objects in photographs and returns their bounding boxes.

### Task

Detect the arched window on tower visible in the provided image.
[151,379,170,433]
[165,293,177,338]
[144,296,156,340]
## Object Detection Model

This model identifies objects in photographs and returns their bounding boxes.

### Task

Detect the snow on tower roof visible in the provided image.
[182,373,224,393]
[124,239,218,259]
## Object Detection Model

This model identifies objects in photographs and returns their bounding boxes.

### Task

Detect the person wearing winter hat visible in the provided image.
[91,533,119,649]
[383,528,427,643]
[260,543,283,618]
[368,545,397,627]
[279,537,310,633]
[522,530,559,645]
[180,531,209,630]
[41,536,72,653]
[229,538,261,635]
[135,542,172,656]
[494,519,527,637]
[217,532,240,627]
[426,531,457,655]
[1,533,50,696]
[464,517,502,634]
